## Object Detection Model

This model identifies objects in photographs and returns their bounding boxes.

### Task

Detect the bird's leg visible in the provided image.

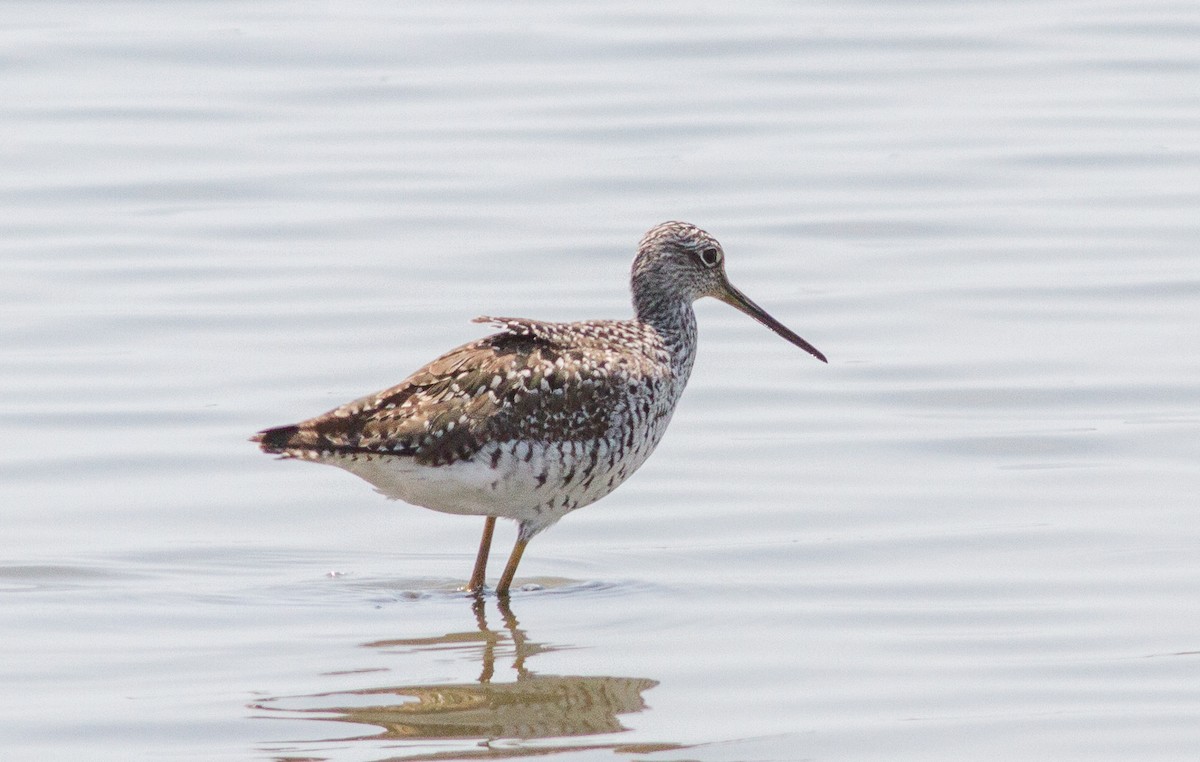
[466,516,496,593]
[496,534,528,598]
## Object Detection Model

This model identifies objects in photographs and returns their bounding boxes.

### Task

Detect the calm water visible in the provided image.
[2,1,1198,760]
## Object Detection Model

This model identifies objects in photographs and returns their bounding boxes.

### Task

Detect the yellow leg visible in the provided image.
[466,516,496,593]
[496,536,528,597]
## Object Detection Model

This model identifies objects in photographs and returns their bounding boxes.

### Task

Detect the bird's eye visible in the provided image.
[698,246,722,268]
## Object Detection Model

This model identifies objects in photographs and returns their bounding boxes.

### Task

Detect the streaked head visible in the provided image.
[632,221,826,363]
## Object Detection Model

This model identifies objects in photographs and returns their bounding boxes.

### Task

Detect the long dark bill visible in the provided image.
[717,282,828,363]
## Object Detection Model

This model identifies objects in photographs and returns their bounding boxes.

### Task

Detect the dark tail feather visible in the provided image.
[252,424,302,453]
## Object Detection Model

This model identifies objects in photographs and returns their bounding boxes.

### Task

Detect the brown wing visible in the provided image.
[254,318,661,467]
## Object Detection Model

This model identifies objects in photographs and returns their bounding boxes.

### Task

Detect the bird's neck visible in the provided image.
[634,289,698,380]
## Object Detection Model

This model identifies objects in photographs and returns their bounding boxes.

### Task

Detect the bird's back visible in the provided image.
[254,316,689,532]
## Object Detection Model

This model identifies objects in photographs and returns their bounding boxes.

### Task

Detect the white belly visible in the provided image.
[312,432,665,537]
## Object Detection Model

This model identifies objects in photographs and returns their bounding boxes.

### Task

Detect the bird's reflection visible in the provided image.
[254,597,673,757]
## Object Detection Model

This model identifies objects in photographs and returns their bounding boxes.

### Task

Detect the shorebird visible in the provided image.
[253,221,826,596]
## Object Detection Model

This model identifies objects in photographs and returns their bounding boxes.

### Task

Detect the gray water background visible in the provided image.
[2,2,1198,760]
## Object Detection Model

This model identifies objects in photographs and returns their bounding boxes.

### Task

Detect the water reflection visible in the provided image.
[254,598,676,758]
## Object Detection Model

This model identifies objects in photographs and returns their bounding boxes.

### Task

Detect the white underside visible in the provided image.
[309,437,659,537]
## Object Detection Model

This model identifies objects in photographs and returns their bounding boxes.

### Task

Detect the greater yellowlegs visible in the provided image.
[253,221,826,596]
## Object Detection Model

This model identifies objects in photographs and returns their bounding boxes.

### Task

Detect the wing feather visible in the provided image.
[254,317,668,467]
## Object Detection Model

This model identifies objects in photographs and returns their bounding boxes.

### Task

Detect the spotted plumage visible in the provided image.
[254,221,826,596]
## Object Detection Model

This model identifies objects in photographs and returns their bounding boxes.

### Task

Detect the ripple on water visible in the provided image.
[0,563,147,594]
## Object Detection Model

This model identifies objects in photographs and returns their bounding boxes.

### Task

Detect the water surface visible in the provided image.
[2,1,1198,760]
